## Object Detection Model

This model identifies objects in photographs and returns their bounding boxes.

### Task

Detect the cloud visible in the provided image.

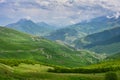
[53,16,67,19]
[107,12,120,19]
[70,20,76,24]
[25,16,31,20]
[0,0,120,26]
[0,0,6,3]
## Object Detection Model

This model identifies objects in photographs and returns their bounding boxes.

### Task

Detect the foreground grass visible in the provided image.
[0,63,90,80]
[0,63,120,80]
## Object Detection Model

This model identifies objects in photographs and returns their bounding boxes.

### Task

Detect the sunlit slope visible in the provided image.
[0,26,102,67]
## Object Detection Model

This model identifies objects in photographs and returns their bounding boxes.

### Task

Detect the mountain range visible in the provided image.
[6,19,57,36]
[45,16,120,45]
[74,27,120,54]
[0,16,120,80]
[5,16,120,55]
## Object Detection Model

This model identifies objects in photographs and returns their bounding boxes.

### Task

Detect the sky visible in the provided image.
[0,0,120,26]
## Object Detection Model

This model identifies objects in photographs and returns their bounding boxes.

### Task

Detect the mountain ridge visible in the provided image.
[45,16,120,45]
[6,19,56,36]
[74,27,120,54]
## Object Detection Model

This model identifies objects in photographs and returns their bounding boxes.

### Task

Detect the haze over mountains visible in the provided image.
[74,27,120,54]
[46,16,120,45]
[3,15,120,55]
[4,15,120,66]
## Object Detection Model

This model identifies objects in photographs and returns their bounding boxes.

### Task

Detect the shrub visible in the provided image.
[105,72,118,80]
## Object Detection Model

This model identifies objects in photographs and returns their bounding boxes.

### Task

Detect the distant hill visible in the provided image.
[45,16,120,45]
[0,26,103,67]
[74,27,120,54]
[6,19,56,36]
[107,52,120,60]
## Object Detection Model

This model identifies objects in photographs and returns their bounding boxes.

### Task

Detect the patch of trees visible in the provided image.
[105,72,118,80]
[0,59,38,66]
[48,66,120,73]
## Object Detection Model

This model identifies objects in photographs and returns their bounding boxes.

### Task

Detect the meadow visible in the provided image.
[0,60,120,80]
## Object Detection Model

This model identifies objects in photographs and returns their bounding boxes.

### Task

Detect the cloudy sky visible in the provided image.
[0,0,120,26]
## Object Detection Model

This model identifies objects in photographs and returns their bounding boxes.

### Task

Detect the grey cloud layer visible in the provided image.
[0,0,120,26]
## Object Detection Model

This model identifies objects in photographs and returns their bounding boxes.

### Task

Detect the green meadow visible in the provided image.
[0,62,120,80]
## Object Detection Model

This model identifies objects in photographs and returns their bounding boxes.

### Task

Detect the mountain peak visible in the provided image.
[37,22,48,25]
[37,22,50,27]
[6,19,56,36]
[15,18,36,25]
[18,18,32,23]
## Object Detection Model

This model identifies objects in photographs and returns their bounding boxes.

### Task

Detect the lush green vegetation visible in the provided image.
[105,72,118,80]
[0,62,120,80]
[0,26,120,80]
[48,60,120,73]
[0,26,102,67]
[0,63,120,80]
[48,66,120,73]
[0,59,39,66]
[107,52,120,60]
[0,63,95,80]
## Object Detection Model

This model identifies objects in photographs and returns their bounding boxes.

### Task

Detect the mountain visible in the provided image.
[74,27,120,54]
[37,22,58,32]
[0,26,104,67]
[6,19,56,36]
[107,52,120,60]
[45,16,120,45]
[45,28,86,45]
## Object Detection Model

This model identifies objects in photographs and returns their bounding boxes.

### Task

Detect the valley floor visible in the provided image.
[0,63,120,80]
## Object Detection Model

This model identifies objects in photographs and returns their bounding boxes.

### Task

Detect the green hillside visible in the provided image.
[107,52,120,60]
[74,27,120,54]
[0,26,120,80]
[0,26,102,67]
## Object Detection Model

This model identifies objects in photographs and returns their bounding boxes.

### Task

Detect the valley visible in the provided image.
[0,25,120,79]
[45,16,120,46]
[1,0,120,79]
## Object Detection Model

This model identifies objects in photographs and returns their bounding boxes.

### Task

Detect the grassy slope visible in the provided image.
[107,52,120,60]
[74,27,120,54]
[0,63,120,80]
[0,26,101,67]
[84,60,120,69]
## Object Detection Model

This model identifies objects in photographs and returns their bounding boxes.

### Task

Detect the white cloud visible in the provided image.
[70,20,75,24]
[25,16,31,20]
[36,0,50,6]
[53,16,67,19]
[107,12,120,19]
[0,0,120,26]
[0,0,6,3]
